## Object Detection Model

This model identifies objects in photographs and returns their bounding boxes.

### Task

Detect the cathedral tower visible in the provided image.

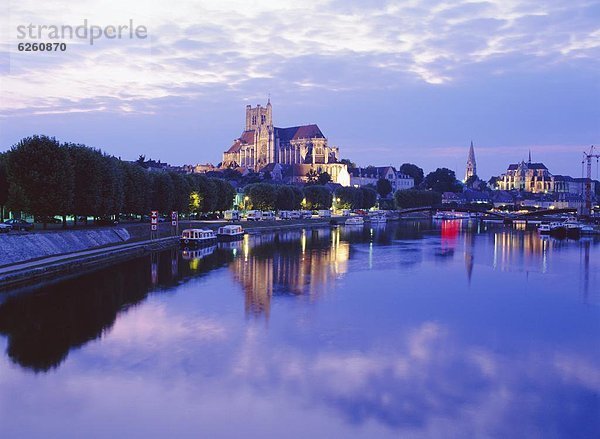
[465,141,477,182]
[244,100,274,165]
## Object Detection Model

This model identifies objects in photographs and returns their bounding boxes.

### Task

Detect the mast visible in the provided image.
[582,145,599,216]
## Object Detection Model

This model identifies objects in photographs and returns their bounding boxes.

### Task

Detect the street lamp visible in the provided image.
[244,196,249,210]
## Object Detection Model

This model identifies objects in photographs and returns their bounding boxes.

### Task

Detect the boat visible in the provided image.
[217,224,245,241]
[538,223,551,235]
[581,225,599,235]
[369,214,387,223]
[432,212,445,220]
[563,217,582,238]
[345,216,364,226]
[180,228,217,247]
[549,222,567,238]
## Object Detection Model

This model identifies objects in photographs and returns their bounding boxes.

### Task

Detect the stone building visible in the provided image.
[496,153,554,193]
[349,166,414,191]
[222,100,349,185]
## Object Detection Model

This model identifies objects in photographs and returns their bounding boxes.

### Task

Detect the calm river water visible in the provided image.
[0,220,599,438]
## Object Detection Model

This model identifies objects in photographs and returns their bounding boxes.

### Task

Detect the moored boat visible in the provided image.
[180,228,217,247]
[538,223,551,235]
[369,214,387,223]
[549,222,567,238]
[345,216,365,226]
[217,224,245,241]
[580,225,599,235]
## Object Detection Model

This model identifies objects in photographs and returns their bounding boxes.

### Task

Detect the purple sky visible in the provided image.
[1,0,599,179]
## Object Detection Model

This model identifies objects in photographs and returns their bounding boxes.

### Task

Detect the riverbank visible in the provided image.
[0,236,179,291]
[0,218,336,290]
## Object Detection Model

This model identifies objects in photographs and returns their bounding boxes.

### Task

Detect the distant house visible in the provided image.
[182,163,217,174]
[349,166,414,192]
[463,189,491,204]
[490,191,514,207]
[442,192,466,204]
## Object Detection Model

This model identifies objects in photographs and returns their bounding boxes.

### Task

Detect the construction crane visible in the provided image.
[582,145,599,216]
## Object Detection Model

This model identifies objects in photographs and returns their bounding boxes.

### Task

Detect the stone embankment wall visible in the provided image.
[0,228,130,267]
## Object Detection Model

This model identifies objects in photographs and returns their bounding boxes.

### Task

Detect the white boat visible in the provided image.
[432,212,445,220]
[580,225,598,235]
[217,224,245,241]
[180,228,217,246]
[369,214,387,223]
[538,223,551,234]
[345,216,364,226]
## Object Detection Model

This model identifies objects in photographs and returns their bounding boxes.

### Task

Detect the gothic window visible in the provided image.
[252,115,257,125]
[261,115,266,124]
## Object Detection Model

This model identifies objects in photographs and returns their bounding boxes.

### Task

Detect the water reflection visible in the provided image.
[0,248,234,372]
[232,229,350,318]
[0,221,598,437]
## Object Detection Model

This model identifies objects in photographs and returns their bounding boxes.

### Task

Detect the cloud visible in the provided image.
[2,0,599,115]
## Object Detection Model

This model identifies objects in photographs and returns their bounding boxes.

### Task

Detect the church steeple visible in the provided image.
[528,149,531,164]
[464,141,477,182]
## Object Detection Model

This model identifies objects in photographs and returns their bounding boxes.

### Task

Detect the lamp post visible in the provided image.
[244,196,249,211]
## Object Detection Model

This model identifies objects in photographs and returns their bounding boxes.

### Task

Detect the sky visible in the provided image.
[0,0,599,179]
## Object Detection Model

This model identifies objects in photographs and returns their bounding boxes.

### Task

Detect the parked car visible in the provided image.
[34,216,62,224]
[0,223,11,233]
[4,219,34,231]
[95,217,119,226]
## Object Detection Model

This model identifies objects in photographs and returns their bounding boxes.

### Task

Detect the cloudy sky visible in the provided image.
[1,0,599,178]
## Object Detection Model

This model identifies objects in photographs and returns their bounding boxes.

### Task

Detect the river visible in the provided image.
[0,220,598,438]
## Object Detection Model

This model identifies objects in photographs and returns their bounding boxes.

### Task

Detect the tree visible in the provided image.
[360,187,378,209]
[245,183,277,210]
[67,144,104,222]
[334,186,356,209]
[151,172,174,215]
[290,186,304,210]
[170,172,193,214]
[376,178,393,198]
[99,155,124,219]
[188,174,218,214]
[0,153,8,221]
[7,136,74,228]
[304,185,332,210]
[424,168,462,193]
[400,163,424,186]
[212,178,235,212]
[394,189,441,208]
[305,168,319,184]
[317,172,331,185]
[122,161,152,218]
[339,158,356,169]
[465,174,479,188]
[275,185,295,210]
[335,186,374,209]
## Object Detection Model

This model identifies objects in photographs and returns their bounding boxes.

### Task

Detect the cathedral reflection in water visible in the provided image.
[229,228,350,318]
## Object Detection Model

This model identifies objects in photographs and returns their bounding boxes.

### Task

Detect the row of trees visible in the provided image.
[2,136,235,226]
[243,183,379,211]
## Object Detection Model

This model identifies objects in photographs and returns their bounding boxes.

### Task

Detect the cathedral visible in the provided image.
[222,100,349,185]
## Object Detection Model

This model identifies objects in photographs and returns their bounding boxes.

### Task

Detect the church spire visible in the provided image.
[528,149,531,164]
[465,141,477,182]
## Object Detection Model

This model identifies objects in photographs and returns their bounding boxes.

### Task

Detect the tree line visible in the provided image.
[1,136,235,227]
[243,183,378,211]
